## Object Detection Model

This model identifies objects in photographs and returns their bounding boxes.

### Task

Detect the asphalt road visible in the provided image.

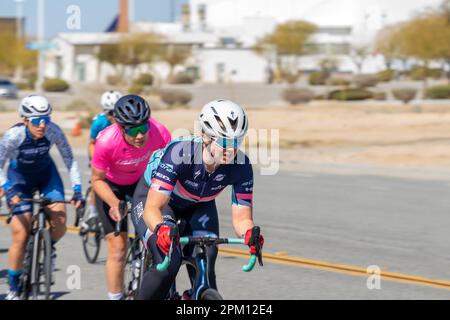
[1,151,450,299]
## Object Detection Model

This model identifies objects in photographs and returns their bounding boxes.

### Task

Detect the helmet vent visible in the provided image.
[228,117,238,131]
[211,106,219,115]
[203,121,212,130]
[214,115,226,132]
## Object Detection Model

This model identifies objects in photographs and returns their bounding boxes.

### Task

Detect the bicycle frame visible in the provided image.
[180,246,212,300]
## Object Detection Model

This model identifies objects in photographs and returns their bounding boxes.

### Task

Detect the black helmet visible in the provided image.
[113,95,151,126]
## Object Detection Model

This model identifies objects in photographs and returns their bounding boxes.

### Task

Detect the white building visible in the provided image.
[43,0,442,84]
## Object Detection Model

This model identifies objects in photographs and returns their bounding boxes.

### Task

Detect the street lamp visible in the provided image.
[37,0,45,92]
[14,0,24,40]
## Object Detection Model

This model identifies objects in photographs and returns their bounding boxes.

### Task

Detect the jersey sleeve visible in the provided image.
[91,135,112,172]
[89,115,101,140]
[48,123,82,190]
[231,162,254,207]
[0,126,25,190]
[148,142,185,198]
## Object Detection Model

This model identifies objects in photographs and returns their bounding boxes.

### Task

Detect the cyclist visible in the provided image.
[0,95,84,300]
[131,99,264,300]
[91,94,171,300]
[81,90,123,232]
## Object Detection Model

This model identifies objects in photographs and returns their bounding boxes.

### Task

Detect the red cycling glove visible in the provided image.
[244,228,264,255]
[156,224,179,256]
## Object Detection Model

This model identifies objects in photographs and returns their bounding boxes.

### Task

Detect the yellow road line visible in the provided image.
[218,247,450,291]
[3,218,450,291]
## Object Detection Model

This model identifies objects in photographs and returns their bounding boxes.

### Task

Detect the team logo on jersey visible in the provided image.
[185,180,199,189]
[155,172,170,182]
[193,169,201,180]
[214,174,225,182]
[198,214,210,229]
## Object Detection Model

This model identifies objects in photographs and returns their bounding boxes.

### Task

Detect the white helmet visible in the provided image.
[19,95,52,118]
[199,99,249,139]
[101,90,123,111]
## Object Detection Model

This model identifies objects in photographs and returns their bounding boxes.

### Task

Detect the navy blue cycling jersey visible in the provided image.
[0,122,81,191]
[143,136,253,209]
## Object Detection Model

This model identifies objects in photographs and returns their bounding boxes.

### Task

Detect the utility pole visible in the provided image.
[171,0,176,22]
[14,0,25,81]
[129,0,135,25]
[15,0,24,39]
[37,0,45,92]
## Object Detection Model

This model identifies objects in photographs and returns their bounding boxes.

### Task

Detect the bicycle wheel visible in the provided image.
[124,238,144,300]
[82,218,102,264]
[31,229,52,300]
[20,234,35,300]
[199,288,223,300]
[75,187,91,227]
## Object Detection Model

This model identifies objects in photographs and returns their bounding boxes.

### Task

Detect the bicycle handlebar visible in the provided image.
[114,201,129,237]
[156,233,261,273]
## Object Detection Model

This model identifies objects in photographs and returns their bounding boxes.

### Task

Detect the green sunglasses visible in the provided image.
[123,123,149,137]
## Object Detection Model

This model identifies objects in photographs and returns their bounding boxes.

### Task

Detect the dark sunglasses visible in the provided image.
[123,123,149,137]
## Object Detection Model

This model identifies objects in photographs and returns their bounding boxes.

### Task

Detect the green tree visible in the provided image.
[97,33,163,84]
[375,24,408,70]
[161,44,191,80]
[0,32,37,78]
[400,12,450,87]
[255,20,317,78]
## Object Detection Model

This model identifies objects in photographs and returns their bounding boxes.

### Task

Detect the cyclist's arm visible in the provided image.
[88,139,96,160]
[230,159,254,237]
[143,189,170,231]
[91,167,119,208]
[0,126,25,194]
[50,123,82,191]
[231,206,254,237]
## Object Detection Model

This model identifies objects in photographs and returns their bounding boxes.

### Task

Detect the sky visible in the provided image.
[0,0,444,39]
[0,0,188,38]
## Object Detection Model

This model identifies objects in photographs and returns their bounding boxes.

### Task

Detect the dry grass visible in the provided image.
[1,101,450,170]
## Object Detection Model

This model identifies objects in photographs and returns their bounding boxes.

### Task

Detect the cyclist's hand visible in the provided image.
[109,205,121,222]
[244,228,264,255]
[6,188,20,206]
[155,223,179,256]
[0,187,4,198]
[9,195,21,207]
[71,192,85,209]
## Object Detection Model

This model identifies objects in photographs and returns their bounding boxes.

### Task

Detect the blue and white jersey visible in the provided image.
[0,122,82,191]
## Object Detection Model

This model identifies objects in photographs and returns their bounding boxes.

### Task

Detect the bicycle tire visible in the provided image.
[199,288,223,300]
[31,229,52,300]
[75,187,91,226]
[124,238,144,300]
[20,233,35,300]
[82,219,102,264]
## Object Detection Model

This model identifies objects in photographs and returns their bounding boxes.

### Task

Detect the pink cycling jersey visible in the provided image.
[92,117,171,185]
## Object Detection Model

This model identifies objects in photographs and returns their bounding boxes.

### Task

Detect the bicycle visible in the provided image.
[6,193,73,300]
[74,182,104,264]
[124,225,263,300]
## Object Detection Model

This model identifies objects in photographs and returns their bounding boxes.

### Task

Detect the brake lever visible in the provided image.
[253,226,264,267]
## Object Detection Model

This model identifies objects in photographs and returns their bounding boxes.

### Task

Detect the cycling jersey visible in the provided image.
[143,136,253,209]
[0,122,82,192]
[131,136,254,300]
[92,117,171,186]
[90,112,111,140]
